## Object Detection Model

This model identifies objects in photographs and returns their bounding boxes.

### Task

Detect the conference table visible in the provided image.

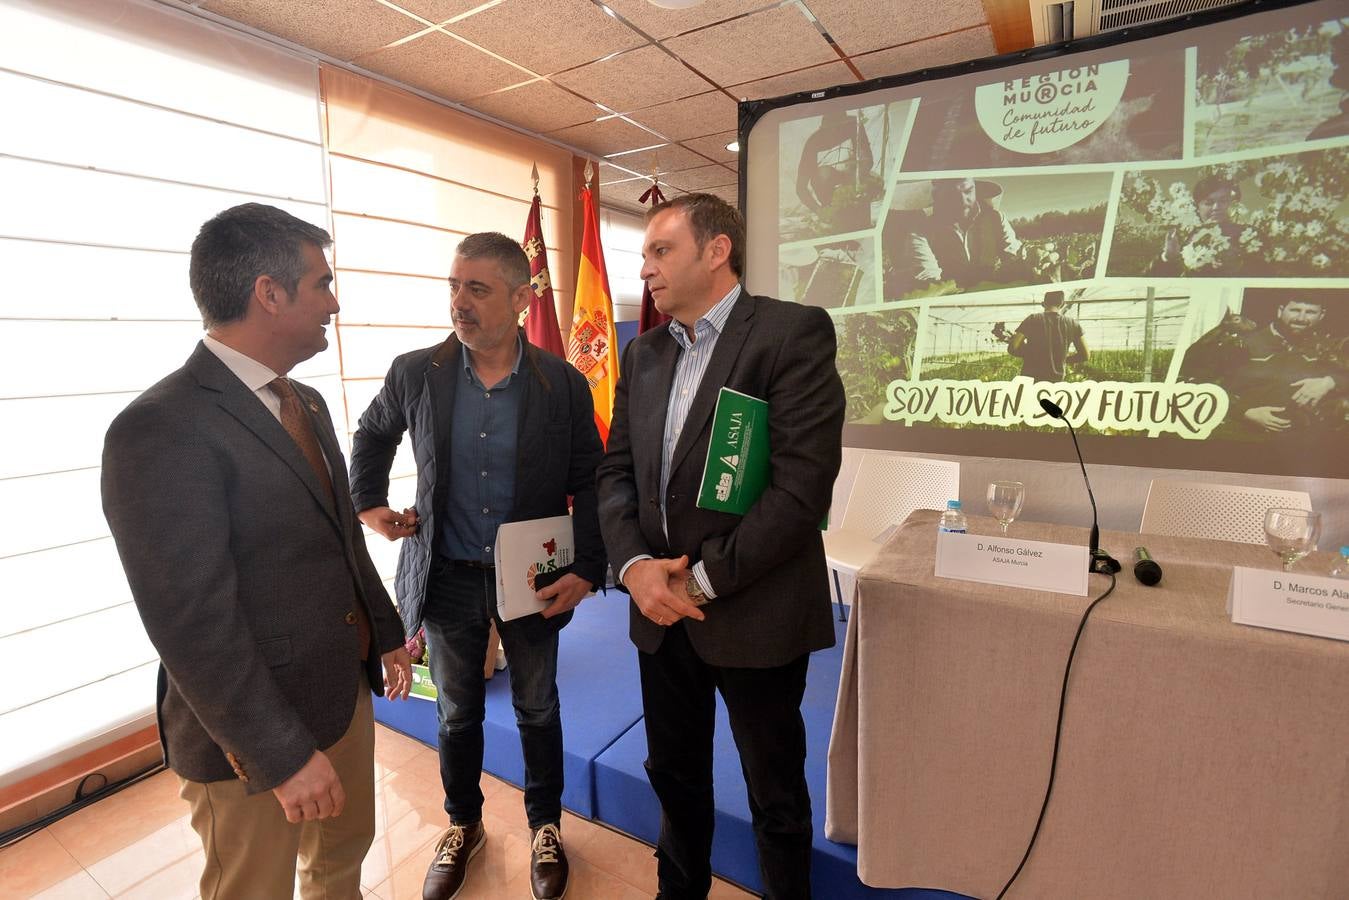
[825,509,1349,900]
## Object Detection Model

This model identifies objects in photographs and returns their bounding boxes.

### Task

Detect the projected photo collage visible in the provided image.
[767,0,1349,477]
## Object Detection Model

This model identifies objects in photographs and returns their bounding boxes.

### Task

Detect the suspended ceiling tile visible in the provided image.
[465,79,602,133]
[552,44,712,113]
[354,30,531,102]
[608,143,710,178]
[547,116,661,156]
[389,0,486,23]
[730,60,855,101]
[605,175,665,208]
[598,0,778,40]
[664,5,836,87]
[661,163,738,192]
[851,26,997,81]
[599,161,646,184]
[682,130,740,163]
[807,0,988,57]
[625,90,739,142]
[446,0,647,76]
[603,190,656,215]
[200,0,426,61]
[701,183,740,205]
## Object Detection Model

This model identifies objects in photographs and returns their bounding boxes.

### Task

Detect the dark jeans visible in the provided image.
[421,557,563,829]
[640,622,813,900]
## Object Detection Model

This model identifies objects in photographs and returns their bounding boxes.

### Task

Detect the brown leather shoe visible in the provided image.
[422,820,485,900]
[530,822,569,900]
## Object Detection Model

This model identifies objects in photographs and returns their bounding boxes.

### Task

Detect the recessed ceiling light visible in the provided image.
[726,140,740,152]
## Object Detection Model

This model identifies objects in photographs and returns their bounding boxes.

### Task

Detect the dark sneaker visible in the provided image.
[530,822,569,900]
[422,820,485,900]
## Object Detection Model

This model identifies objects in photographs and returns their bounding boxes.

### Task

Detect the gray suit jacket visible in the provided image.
[597,293,845,668]
[102,343,404,793]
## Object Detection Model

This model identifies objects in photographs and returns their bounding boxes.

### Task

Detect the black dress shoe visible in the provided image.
[422,820,484,900]
[530,822,569,900]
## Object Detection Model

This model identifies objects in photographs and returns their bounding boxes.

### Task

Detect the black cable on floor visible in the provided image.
[0,759,167,851]
[993,570,1117,900]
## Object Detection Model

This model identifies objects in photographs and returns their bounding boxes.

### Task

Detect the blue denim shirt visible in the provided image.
[439,337,522,563]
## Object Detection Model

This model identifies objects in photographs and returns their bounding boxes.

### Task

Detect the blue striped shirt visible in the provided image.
[617,284,741,599]
[661,284,742,514]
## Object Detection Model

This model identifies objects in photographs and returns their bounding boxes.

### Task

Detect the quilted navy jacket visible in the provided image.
[349,330,606,637]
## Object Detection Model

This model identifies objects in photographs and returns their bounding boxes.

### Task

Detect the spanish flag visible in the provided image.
[567,186,617,445]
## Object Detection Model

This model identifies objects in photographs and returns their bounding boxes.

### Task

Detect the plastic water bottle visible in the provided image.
[1331,546,1349,578]
[938,499,967,534]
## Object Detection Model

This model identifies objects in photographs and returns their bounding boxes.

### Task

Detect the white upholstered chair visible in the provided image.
[1139,479,1313,546]
[825,453,960,617]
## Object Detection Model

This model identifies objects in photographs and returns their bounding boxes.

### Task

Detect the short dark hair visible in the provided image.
[455,232,531,291]
[1042,289,1065,308]
[1193,173,1240,203]
[189,203,331,329]
[646,193,745,277]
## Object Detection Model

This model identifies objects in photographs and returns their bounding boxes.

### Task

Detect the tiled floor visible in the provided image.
[1,725,756,899]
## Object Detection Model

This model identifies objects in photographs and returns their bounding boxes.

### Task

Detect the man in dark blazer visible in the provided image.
[349,232,605,900]
[101,203,412,899]
[597,194,845,900]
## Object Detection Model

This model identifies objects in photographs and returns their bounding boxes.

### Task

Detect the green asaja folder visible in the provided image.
[696,387,829,529]
[697,387,770,515]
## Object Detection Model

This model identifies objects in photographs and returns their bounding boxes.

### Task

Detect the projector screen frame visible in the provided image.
[734,0,1347,480]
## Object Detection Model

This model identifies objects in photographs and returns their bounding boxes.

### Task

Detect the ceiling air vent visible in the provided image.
[1028,0,1248,43]
[1097,0,1248,32]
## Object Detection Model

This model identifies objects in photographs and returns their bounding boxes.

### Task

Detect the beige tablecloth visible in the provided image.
[825,509,1349,900]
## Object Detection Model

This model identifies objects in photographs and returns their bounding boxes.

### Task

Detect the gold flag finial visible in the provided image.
[531,162,539,195]
[584,159,595,186]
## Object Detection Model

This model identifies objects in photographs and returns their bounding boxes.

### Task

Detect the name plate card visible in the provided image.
[1227,567,1349,643]
[935,532,1088,596]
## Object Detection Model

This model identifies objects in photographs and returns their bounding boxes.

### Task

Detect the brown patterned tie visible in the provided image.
[269,377,370,660]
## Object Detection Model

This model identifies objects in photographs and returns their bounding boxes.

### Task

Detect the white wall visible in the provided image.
[832,448,1349,554]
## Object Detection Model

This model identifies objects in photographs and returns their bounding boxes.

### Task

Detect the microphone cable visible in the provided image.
[993,569,1117,900]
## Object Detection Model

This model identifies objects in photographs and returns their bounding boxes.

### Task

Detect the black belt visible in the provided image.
[451,559,494,570]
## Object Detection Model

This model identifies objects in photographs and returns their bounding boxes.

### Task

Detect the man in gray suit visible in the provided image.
[102,203,412,899]
[597,193,845,900]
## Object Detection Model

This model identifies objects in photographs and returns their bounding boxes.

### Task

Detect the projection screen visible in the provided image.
[742,0,1348,480]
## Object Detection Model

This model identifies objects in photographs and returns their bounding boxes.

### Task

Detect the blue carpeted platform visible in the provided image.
[373,589,644,818]
[591,617,968,900]
[375,594,972,898]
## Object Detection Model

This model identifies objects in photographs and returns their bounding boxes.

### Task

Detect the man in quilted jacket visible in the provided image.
[349,232,605,900]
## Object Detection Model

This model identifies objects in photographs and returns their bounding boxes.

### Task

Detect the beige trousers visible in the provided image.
[179,676,376,900]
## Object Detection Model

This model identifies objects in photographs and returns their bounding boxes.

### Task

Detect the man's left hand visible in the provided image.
[537,573,594,619]
[1290,376,1335,407]
[381,648,412,700]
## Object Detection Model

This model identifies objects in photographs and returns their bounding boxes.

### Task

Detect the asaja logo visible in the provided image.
[974,60,1128,154]
[720,454,739,469]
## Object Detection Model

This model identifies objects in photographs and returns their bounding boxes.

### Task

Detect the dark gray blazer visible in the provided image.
[597,293,845,668]
[348,331,606,638]
[101,343,405,794]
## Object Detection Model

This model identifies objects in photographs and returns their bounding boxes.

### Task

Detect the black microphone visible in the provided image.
[1038,396,1121,575]
[1133,547,1163,586]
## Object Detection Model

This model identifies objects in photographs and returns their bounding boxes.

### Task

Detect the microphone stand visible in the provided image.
[1041,398,1121,575]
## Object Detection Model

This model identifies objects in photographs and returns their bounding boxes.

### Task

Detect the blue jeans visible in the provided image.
[421,557,563,829]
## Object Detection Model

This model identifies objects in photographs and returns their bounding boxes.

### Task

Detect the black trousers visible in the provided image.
[639,622,813,900]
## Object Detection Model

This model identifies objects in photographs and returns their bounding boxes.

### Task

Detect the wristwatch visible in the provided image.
[685,573,709,606]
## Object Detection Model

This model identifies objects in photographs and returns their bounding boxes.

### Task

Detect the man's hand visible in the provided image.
[1244,406,1292,432]
[625,556,706,627]
[358,506,418,541]
[1290,376,1335,407]
[272,750,344,823]
[1163,228,1180,262]
[537,573,594,619]
[382,647,412,700]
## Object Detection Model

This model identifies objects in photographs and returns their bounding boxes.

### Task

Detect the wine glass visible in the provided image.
[986,481,1026,536]
[1263,508,1321,571]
